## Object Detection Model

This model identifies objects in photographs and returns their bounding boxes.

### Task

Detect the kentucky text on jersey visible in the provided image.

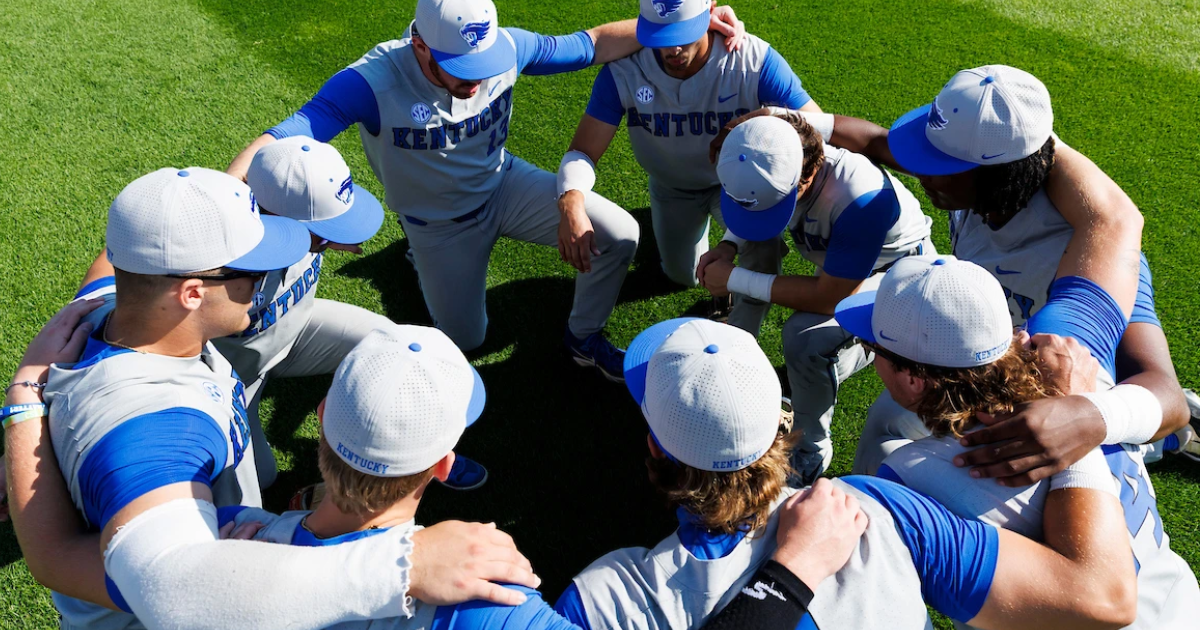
[242,254,322,337]
[392,87,514,152]
[625,106,752,137]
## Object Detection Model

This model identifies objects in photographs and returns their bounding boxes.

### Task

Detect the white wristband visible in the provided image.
[556,150,596,197]
[727,267,776,302]
[1079,384,1162,446]
[767,107,835,141]
[1048,447,1119,498]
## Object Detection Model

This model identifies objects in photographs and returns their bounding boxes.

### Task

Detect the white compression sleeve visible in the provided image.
[105,499,413,630]
[1079,384,1163,446]
[767,108,835,141]
[556,150,596,197]
[726,267,776,303]
[1048,448,1119,498]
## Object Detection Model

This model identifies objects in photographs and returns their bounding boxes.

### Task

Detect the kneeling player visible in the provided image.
[555,317,1138,629]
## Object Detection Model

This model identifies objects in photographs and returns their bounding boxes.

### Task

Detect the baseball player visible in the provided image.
[555,0,818,334]
[7,169,538,630]
[816,65,1192,479]
[555,317,1138,630]
[834,255,1200,628]
[227,0,747,383]
[695,114,933,483]
[223,324,583,630]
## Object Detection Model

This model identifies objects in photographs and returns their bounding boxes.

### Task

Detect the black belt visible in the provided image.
[404,203,486,226]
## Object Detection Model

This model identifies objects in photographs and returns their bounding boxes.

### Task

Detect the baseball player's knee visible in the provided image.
[662,260,699,287]
[434,316,487,352]
[781,314,830,365]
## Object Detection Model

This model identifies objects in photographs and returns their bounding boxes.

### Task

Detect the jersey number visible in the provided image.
[1103,445,1165,573]
[486,116,510,156]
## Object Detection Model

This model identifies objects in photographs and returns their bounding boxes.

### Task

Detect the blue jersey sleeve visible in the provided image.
[823,186,900,280]
[74,275,115,301]
[267,68,380,140]
[1024,275,1127,379]
[839,475,998,623]
[757,47,810,109]
[434,586,582,630]
[76,408,228,530]
[584,65,624,126]
[1131,253,1160,327]
[552,584,592,630]
[508,28,595,76]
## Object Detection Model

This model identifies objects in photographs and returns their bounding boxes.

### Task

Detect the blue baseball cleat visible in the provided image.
[564,328,626,383]
[439,455,489,491]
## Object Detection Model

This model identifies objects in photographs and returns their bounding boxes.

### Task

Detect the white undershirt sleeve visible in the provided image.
[556,150,597,197]
[105,499,413,630]
[1048,447,1119,498]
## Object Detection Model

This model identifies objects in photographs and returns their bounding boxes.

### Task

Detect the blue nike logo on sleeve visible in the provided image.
[718,93,738,103]
[994,266,1021,275]
[488,82,500,97]
[803,214,818,223]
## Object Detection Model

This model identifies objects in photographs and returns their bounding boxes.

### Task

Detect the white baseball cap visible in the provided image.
[889,65,1054,176]
[105,167,310,275]
[414,0,515,81]
[625,318,782,472]
[717,116,803,242]
[834,256,1013,368]
[247,137,385,245]
[637,0,712,48]
[323,324,486,477]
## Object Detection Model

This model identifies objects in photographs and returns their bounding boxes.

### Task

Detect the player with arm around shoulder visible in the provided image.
[554,317,1134,630]
[227,0,745,384]
[697,114,933,484]
[834,255,1199,628]
[222,324,576,630]
[557,0,818,335]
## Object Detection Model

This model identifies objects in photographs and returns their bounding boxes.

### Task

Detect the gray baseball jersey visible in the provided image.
[44,284,260,629]
[350,33,518,220]
[788,145,932,279]
[562,478,992,629]
[949,189,1070,325]
[596,34,804,191]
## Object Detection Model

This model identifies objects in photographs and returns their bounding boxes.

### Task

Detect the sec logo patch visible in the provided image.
[636,85,655,104]
[203,382,224,404]
[410,102,433,124]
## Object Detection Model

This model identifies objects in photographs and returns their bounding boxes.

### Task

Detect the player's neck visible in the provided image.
[105,308,207,357]
[305,494,421,538]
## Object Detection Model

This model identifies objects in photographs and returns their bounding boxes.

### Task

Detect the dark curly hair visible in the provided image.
[972,136,1056,226]
[779,112,826,189]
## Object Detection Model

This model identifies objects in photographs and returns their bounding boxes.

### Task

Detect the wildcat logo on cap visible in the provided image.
[460,21,490,47]
[654,0,684,17]
[927,97,949,130]
[336,176,353,205]
[249,191,258,215]
[729,193,758,209]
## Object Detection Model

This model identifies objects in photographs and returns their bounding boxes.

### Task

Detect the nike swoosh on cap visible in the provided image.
[879,332,899,342]
[981,152,1006,160]
[718,93,738,103]
[994,266,1021,275]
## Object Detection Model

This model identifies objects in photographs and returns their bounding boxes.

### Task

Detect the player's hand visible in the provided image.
[1027,332,1099,395]
[409,521,540,607]
[700,258,736,297]
[955,396,1107,486]
[11,298,104,389]
[557,190,600,273]
[218,520,263,540]
[709,5,746,52]
[709,107,773,163]
[773,479,868,591]
[696,242,737,285]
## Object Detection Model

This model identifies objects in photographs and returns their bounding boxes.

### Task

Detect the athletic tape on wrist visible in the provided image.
[1080,384,1162,446]
[556,150,596,197]
[727,267,776,303]
[1048,448,1119,498]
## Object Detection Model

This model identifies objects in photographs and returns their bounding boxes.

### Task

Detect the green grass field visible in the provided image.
[2,0,1199,626]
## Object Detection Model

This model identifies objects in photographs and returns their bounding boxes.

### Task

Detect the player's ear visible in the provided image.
[431,452,455,482]
[177,278,206,312]
[647,433,667,460]
[316,398,326,423]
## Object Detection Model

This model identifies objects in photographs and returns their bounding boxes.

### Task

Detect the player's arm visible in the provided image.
[4,299,116,608]
[228,68,379,181]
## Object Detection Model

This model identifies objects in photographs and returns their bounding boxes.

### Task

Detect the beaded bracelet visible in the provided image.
[5,381,46,394]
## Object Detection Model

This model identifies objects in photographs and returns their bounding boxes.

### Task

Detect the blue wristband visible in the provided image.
[1,403,46,420]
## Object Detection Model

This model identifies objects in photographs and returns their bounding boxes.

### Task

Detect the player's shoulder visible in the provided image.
[714,32,771,66]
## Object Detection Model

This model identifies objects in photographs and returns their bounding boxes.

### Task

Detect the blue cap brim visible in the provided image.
[720,186,798,242]
[636,11,709,48]
[888,104,979,177]
[227,215,311,272]
[833,291,879,344]
[624,317,704,406]
[430,34,517,81]
[304,187,385,245]
[465,367,486,427]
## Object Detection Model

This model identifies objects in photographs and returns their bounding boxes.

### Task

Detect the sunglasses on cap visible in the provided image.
[166,269,269,282]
